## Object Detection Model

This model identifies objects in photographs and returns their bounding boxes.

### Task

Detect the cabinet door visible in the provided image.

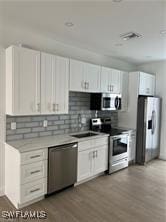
[41,53,69,114]
[77,149,93,182]
[139,72,155,96]
[85,63,101,92]
[69,59,85,92]
[110,69,121,94]
[55,56,69,114]
[41,53,55,114]
[100,67,110,92]
[93,145,108,175]
[12,46,40,115]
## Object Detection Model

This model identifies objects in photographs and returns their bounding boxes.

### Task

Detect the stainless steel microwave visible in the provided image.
[90,93,122,111]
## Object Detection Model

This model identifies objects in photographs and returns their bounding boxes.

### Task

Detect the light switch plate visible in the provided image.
[43,120,48,128]
[11,122,16,130]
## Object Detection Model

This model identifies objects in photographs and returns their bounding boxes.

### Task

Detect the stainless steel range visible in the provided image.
[91,118,129,174]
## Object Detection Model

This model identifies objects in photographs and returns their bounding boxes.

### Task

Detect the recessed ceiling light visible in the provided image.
[160,30,166,35]
[65,22,74,27]
[115,43,123,47]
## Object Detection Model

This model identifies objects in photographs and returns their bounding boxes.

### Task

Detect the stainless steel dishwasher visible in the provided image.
[47,143,78,195]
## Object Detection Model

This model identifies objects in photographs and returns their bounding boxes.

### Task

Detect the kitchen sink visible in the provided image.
[71,132,98,138]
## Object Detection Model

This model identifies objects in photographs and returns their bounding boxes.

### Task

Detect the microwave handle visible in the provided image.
[115,97,118,109]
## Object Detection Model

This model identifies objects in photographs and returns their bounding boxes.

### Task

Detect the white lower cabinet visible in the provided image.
[77,137,108,183]
[5,144,48,209]
[77,149,93,182]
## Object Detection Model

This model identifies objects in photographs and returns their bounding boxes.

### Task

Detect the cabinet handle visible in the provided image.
[93,151,95,158]
[30,155,41,159]
[37,103,40,112]
[95,150,98,158]
[146,88,150,93]
[81,81,85,89]
[112,85,114,92]
[85,82,88,89]
[87,82,89,89]
[30,170,41,175]
[30,188,40,193]
[56,104,59,111]
[110,85,112,92]
[53,103,56,112]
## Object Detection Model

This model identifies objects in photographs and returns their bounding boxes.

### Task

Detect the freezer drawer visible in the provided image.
[48,143,77,195]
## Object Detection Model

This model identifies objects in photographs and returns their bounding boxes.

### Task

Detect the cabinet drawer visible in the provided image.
[78,140,92,152]
[21,148,48,165]
[20,178,47,204]
[78,137,108,152]
[92,137,108,147]
[21,160,47,185]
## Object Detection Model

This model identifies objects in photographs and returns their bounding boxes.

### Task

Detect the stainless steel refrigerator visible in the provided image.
[136,96,161,164]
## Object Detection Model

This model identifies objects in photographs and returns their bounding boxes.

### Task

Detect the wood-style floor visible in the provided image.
[0,160,166,222]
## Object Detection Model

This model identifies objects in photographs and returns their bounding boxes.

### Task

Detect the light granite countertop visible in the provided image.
[6,131,109,153]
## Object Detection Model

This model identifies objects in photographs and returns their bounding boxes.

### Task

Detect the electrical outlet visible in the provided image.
[43,120,48,128]
[11,122,16,130]
[81,117,86,124]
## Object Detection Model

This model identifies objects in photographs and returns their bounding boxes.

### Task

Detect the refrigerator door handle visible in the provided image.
[151,110,156,135]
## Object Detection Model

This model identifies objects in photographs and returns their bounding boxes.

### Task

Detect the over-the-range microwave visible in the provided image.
[90,93,122,111]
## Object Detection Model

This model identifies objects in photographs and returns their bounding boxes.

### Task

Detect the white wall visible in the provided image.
[0,48,5,196]
[138,61,166,160]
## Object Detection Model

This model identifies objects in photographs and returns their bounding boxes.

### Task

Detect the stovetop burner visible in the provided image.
[101,128,128,136]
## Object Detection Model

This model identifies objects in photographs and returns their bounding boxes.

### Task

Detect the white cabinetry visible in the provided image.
[69,59,100,93]
[5,144,48,209]
[128,130,136,162]
[6,46,40,115]
[41,53,69,114]
[100,67,121,94]
[118,71,156,129]
[139,72,155,96]
[77,136,108,183]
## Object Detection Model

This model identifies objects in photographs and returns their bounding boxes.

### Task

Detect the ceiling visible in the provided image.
[0,0,166,65]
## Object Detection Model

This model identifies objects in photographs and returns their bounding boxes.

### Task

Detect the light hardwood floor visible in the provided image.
[0,160,166,222]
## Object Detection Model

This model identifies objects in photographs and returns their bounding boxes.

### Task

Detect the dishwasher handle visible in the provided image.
[49,143,77,152]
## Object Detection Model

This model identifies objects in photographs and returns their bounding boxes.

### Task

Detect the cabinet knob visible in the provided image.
[37,103,40,112]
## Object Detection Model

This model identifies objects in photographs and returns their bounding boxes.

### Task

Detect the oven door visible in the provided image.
[110,135,129,162]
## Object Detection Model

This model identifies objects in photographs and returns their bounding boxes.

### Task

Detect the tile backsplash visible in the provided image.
[6,92,118,141]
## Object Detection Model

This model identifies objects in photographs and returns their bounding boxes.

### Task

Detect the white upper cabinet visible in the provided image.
[41,53,69,114]
[69,59,100,93]
[100,67,121,94]
[6,46,40,115]
[69,59,84,92]
[139,72,156,96]
[84,63,101,92]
